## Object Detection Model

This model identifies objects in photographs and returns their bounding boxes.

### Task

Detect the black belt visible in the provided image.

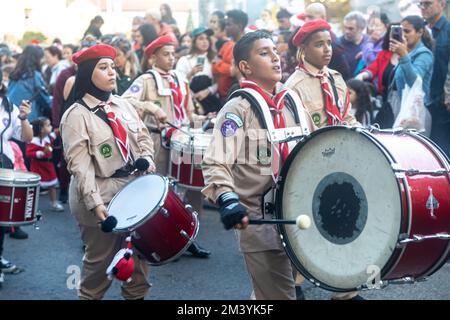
[110,164,134,178]
[149,128,161,134]
[36,158,53,162]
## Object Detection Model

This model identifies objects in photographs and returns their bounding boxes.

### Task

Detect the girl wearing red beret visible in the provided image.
[60,44,155,300]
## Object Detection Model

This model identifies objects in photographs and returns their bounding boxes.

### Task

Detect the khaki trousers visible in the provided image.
[243,250,296,300]
[69,181,151,300]
[78,226,151,300]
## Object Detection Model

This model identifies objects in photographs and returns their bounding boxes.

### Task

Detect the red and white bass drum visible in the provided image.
[276,126,450,292]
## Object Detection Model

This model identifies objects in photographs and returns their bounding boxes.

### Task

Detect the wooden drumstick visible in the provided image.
[165,121,194,138]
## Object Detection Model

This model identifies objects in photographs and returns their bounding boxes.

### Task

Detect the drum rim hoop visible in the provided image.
[0,169,41,184]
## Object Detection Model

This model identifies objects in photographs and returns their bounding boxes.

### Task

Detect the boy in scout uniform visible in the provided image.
[60,44,155,300]
[122,35,211,258]
[284,20,363,300]
[122,34,208,174]
[202,31,315,300]
[284,19,358,128]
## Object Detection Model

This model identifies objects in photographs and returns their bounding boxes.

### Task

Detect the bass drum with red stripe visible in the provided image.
[276,126,450,292]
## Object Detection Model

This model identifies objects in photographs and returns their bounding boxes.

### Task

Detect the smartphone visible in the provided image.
[197,56,205,66]
[390,25,403,42]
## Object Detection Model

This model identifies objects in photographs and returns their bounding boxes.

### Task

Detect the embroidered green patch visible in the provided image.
[312,113,321,127]
[257,145,272,165]
[100,144,113,158]
[225,113,243,128]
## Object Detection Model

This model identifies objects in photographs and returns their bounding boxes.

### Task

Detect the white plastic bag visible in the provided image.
[393,76,431,136]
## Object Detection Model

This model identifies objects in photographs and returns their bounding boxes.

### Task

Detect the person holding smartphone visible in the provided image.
[389,16,433,132]
[176,27,221,114]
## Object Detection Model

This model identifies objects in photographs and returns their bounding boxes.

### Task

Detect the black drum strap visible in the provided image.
[77,98,110,128]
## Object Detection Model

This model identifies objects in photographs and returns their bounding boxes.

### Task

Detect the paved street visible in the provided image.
[1,193,449,300]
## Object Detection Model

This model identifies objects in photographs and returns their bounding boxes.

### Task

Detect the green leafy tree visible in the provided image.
[19,31,47,48]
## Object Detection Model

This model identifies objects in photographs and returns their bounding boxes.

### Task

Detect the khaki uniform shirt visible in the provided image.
[122,67,206,175]
[60,93,154,213]
[122,67,206,129]
[202,94,315,252]
[284,61,359,128]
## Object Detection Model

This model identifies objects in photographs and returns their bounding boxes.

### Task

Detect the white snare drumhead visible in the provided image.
[0,169,41,185]
[108,174,168,231]
[171,130,213,153]
[281,128,401,290]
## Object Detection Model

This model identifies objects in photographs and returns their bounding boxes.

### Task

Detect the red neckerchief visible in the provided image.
[297,62,343,125]
[98,101,130,163]
[240,80,290,178]
[158,71,186,125]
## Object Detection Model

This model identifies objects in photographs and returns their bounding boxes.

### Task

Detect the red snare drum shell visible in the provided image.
[132,187,199,265]
[108,174,199,266]
[0,169,40,226]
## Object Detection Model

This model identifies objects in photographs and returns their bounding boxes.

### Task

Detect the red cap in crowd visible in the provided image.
[292,19,331,47]
[144,34,176,58]
[297,13,306,21]
[72,44,117,65]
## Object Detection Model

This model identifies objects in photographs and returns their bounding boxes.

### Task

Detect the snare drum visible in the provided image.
[277,126,450,292]
[169,129,213,190]
[107,174,199,266]
[0,169,41,226]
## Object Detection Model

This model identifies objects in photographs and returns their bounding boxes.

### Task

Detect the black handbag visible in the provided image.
[373,99,394,129]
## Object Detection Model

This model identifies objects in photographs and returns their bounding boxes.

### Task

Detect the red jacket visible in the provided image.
[213,40,235,99]
[365,50,392,96]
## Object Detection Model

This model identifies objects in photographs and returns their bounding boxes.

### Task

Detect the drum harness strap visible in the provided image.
[228,88,310,216]
[77,99,136,178]
[144,70,189,133]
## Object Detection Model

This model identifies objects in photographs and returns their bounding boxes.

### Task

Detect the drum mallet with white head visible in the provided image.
[249,215,312,230]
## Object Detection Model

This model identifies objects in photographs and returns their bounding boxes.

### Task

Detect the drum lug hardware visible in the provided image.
[396,233,409,247]
[398,233,450,245]
[264,202,275,215]
[151,252,161,262]
[168,178,178,188]
[161,208,170,218]
[185,204,198,217]
[34,211,42,230]
[386,277,416,285]
[309,279,321,287]
[180,230,190,240]
[393,167,449,176]
[132,231,141,240]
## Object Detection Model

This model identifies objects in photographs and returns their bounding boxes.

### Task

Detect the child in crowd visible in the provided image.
[9,140,27,171]
[346,79,374,126]
[26,117,64,211]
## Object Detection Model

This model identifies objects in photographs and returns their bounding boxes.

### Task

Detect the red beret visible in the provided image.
[72,44,116,65]
[292,19,331,47]
[144,34,176,58]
